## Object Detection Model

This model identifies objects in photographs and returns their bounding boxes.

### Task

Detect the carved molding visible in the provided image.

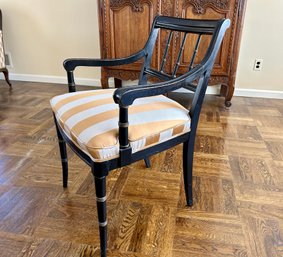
[161,0,174,16]
[209,75,229,85]
[183,0,230,14]
[110,0,153,12]
[105,69,140,81]
[103,67,229,85]
[227,0,239,69]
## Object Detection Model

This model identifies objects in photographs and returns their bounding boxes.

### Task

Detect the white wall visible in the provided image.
[236,0,283,91]
[1,0,100,81]
[1,0,283,94]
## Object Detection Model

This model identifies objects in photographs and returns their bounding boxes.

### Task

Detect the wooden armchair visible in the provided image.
[50,16,230,257]
[0,9,11,87]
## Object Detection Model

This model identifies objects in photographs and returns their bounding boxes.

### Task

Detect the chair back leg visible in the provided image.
[54,117,68,188]
[93,174,107,257]
[144,157,151,168]
[1,68,12,87]
[183,133,195,206]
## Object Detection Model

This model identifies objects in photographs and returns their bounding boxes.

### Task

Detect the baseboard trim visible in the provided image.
[1,73,102,87]
[176,86,283,99]
[234,88,283,99]
[1,73,283,99]
[174,86,220,95]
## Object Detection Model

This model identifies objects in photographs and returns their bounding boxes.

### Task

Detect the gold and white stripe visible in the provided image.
[51,89,191,161]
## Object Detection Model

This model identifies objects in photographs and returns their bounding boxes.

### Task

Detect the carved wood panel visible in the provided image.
[183,0,230,14]
[110,0,152,12]
[101,0,161,72]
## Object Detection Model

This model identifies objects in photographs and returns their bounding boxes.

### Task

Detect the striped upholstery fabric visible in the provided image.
[0,31,5,69]
[51,89,191,161]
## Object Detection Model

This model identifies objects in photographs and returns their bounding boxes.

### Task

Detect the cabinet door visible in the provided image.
[99,0,161,72]
[175,0,238,76]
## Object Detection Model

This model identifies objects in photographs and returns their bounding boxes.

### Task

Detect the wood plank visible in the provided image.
[0,81,282,256]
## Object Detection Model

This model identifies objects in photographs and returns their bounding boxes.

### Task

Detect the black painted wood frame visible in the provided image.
[53,16,230,257]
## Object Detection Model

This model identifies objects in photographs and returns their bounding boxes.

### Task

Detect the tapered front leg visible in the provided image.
[54,118,68,188]
[2,68,12,87]
[183,139,194,206]
[94,175,107,257]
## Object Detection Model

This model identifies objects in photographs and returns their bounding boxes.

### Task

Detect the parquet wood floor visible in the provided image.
[0,80,282,257]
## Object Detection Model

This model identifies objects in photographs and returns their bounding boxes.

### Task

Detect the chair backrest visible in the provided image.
[137,16,230,131]
[114,16,230,164]
[139,16,229,86]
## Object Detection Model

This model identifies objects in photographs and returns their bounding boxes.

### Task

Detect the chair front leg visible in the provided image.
[1,68,12,87]
[54,118,68,188]
[94,175,107,257]
[183,134,195,206]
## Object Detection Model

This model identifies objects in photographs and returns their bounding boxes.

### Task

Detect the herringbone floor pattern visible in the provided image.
[0,81,282,257]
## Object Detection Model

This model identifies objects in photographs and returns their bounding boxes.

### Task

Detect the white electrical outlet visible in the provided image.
[253,59,263,71]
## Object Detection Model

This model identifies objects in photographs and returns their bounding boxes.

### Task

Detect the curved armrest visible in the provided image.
[113,64,204,107]
[64,49,146,72]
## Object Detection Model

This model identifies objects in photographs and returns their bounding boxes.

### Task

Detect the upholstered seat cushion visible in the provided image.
[51,89,191,161]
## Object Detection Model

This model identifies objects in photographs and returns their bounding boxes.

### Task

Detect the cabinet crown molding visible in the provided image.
[184,0,230,14]
[110,0,153,12]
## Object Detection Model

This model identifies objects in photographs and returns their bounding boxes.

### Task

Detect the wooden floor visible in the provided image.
[0,81,282,257]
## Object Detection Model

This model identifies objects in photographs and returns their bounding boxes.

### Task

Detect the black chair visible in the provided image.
[0,9,11,87]
[51,16,230,257]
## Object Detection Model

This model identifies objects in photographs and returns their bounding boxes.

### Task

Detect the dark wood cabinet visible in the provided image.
[98,0,247,106]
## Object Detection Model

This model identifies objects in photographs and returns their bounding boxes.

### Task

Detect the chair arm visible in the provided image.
[63,50,146,72]
[113,64,204,107]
